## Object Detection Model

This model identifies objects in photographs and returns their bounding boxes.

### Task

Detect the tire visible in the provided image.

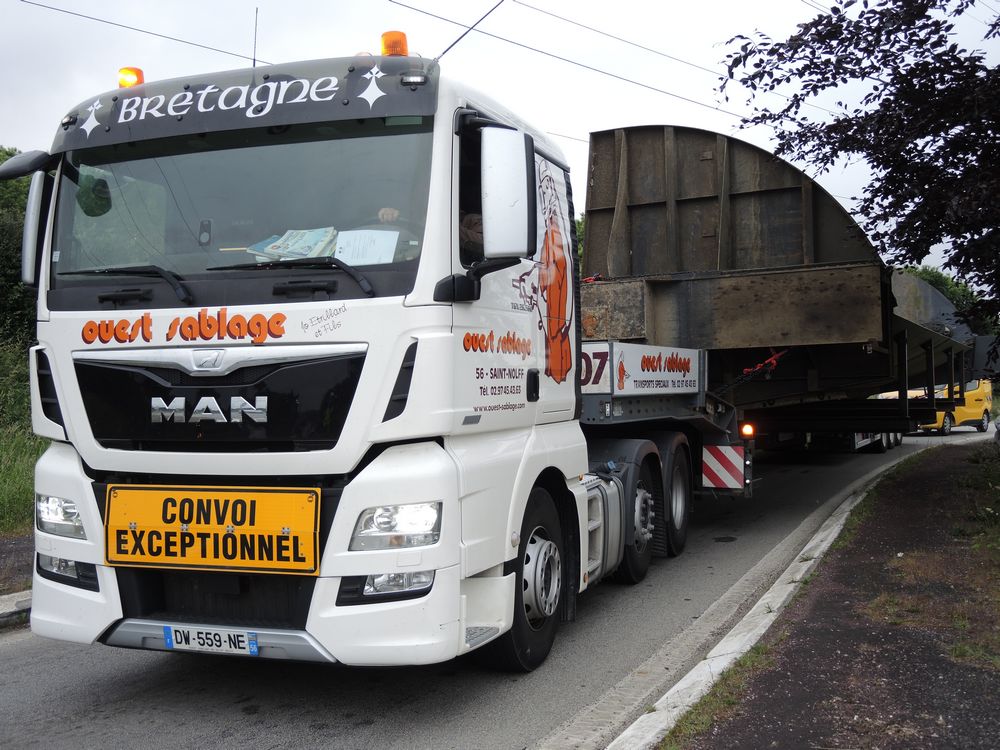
[894,432,904,447]
[940,413,953,436]
[480,488,563,672]
[664,444,691,556]
[873,434,888,453]
[614,460,657,584]
[977,411,990,433]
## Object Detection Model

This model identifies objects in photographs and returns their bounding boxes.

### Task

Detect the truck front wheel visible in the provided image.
[977,411,990,433]
[482,487,563,672]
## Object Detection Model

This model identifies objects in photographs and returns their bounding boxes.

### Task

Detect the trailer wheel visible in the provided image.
[940,413,953,436]
[481,488,563,672]
[664,445,691,556]
[977,412,990,433]
[614,460,657,584]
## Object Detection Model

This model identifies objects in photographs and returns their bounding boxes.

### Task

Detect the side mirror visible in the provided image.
[481,128,536,259]
[0,150,52,180]
[22,171,49,286]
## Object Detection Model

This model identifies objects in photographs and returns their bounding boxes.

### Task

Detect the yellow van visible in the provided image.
[920,379,993,434]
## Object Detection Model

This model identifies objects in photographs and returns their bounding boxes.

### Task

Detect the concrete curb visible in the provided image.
[0,590,31,628]
[605,432,988,750]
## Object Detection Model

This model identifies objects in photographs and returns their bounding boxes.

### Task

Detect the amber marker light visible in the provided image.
[381,31,409,56]
[740,423,755,439]
[118,67,144,88]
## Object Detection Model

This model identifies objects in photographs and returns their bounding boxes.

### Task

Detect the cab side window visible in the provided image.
[459,129,484,267]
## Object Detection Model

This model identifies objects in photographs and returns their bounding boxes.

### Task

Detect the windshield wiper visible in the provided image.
[60,264,193,304]
[208,256,375,297]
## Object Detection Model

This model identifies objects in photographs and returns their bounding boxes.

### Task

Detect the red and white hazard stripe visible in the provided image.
[701,445,745,490]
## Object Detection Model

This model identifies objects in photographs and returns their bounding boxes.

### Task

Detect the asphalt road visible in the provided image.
[0,431,985,750]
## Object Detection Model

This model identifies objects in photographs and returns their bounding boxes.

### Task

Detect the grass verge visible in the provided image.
[859,442,1000,672]
[831,449,935,552]
[0,425,45,534]
[656,644,774,750]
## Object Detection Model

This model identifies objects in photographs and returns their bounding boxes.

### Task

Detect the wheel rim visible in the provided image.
[522,525,561,628]
[944,414,952,433]
[633,483,655,552]
[984,413,990,431]
[671,464,686,529]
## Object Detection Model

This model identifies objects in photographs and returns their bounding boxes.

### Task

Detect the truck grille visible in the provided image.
[116,568,316,629]
[76,354,365,452]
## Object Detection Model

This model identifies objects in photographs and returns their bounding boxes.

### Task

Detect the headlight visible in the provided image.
[36,494,86,539]
[350,502,441,551]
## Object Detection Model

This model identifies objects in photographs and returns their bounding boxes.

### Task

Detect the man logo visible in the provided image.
[151,396,268,424]
[192,349,225,371]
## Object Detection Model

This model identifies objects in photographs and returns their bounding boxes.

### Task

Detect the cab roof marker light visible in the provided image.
[401,73,428,86]
[118,66,144,88]
[381,30,409,56]
[740,423,755,439]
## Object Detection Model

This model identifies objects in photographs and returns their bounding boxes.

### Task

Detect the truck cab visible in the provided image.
[3,48,595,669]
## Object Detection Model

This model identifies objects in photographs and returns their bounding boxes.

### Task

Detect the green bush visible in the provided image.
[1,147,35,346]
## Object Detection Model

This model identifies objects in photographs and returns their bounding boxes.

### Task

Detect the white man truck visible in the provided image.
[1,38,750,671]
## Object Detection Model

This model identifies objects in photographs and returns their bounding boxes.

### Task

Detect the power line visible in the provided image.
[19,0,271,65]
[388,0,746,119]
[547,131,589,144]
[511,0,839,117]
[512,0,719,78]
[799,0,829,14]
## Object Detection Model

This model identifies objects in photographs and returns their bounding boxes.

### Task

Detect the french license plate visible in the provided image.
[104,485,320,575]
[163,624,259,656]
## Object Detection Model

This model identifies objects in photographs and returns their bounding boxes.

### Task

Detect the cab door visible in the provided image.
[448,118,577,431]
[449,121,540,433]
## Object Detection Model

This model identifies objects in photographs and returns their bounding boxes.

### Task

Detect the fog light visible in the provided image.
[38,554,78,578]
[350,502,441,550]
[36,494,86,539]
[36,554,99,591]
[364,570,434,596]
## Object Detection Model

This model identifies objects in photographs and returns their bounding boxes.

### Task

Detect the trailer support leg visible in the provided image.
[924,340,936,411]
[895,331,908,419]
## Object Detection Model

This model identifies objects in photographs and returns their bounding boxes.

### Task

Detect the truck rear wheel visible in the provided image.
[664,445,691,556]
[481,487,563,672]
[614,460,657,584]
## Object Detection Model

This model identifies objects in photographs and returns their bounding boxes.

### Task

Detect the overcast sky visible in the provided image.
[2,0,996,267]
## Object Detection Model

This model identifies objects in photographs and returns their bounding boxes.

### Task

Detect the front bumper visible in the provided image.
[97,563,462,664]
[29,440,491,666]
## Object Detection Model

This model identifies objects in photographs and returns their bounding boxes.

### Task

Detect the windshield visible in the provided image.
[50,117,432,306]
